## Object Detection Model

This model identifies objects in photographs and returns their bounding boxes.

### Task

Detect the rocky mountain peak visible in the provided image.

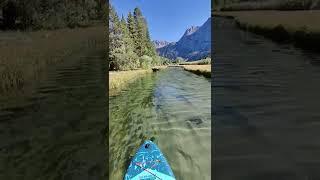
[157,17,211,61]
[183,26,200,37]
[152,40,171,49]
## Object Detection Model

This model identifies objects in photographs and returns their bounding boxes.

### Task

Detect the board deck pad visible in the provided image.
[124,140,176,180]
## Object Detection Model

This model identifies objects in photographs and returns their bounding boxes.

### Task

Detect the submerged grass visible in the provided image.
[0,25,105,96]
[214,10,320,50]
[182,65,211,78]
[109,69,152,96]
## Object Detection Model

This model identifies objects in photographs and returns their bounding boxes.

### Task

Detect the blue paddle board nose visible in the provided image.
[124,140,176,180]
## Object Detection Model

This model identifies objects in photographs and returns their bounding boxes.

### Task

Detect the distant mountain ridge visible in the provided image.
[152,40,171,49]
[155,17,211,61]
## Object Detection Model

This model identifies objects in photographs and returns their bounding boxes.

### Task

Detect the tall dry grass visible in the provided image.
[214,11,320,50]
[0,25,105,95]
[182,65,211,78]
[109,70,152,96]
[214,11,320,33]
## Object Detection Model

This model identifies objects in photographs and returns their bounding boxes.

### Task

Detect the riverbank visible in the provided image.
[214,10,320,51]
[109,66,168,96]
[152,65,168,71]
[180,57,211,65]
[0,24,105,96]
[109,69,152,96]
[182,65,211,78]
[218,0,320,11]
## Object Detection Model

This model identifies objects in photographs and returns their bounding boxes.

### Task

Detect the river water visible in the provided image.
[0,48,107,179]
[214,17,320,180]
[109,68,211,179]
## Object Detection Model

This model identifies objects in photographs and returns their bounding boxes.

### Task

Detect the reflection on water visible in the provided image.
[214,17,320,180]
[109,68,211,180]
[0,49,107,180]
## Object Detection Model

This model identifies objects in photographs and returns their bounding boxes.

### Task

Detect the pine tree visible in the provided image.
[120,15,139,69]
[127,12,137,49]
[145,28,157,57]
[133,7,156,58]
[109,6,159,70]
[109,4,123,70]
[133,7,145,57]
[109,4,120,44]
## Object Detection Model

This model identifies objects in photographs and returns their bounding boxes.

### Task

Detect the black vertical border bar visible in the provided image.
[210,0,215,179]
[211,0,215,179]
[105,0,110,178]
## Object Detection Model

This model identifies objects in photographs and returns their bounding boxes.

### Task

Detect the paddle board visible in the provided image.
[124,140,176,180]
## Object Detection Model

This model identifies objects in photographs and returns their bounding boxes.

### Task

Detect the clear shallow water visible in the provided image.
[214,17,320,180]
[109,68,211,180]
[0,49,106,179]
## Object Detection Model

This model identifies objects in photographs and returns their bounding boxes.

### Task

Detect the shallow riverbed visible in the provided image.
[109,67,211,180]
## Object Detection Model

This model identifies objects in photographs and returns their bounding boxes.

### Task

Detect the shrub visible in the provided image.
[139,55,152,69]
[200,57,211,65]
[174,57,185,64]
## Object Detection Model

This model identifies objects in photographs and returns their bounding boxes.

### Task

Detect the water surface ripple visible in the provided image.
[0,50,106,180]
[214,17,320,180]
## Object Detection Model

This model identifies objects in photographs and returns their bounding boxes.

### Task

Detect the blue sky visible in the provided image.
[110,0,211,42]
